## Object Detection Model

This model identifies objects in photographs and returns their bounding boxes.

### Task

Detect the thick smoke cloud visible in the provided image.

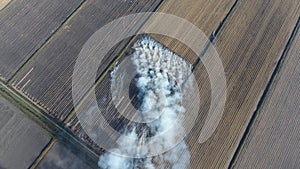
[98,36,193,169]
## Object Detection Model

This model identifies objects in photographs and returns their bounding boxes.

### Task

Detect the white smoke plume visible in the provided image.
[98,36,193,169]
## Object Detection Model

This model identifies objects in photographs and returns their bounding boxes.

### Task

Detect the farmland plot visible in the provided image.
[0,0,84,81]
[0,96,51,169]
[233,22,300,169]
[187,0,300,168]
[10,0,163,121]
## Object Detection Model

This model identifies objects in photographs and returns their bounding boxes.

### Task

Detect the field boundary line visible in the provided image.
[193,0,239,67]
[29,139,57,169]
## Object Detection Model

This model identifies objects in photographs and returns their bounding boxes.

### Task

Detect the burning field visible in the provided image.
[98,36,197,169]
